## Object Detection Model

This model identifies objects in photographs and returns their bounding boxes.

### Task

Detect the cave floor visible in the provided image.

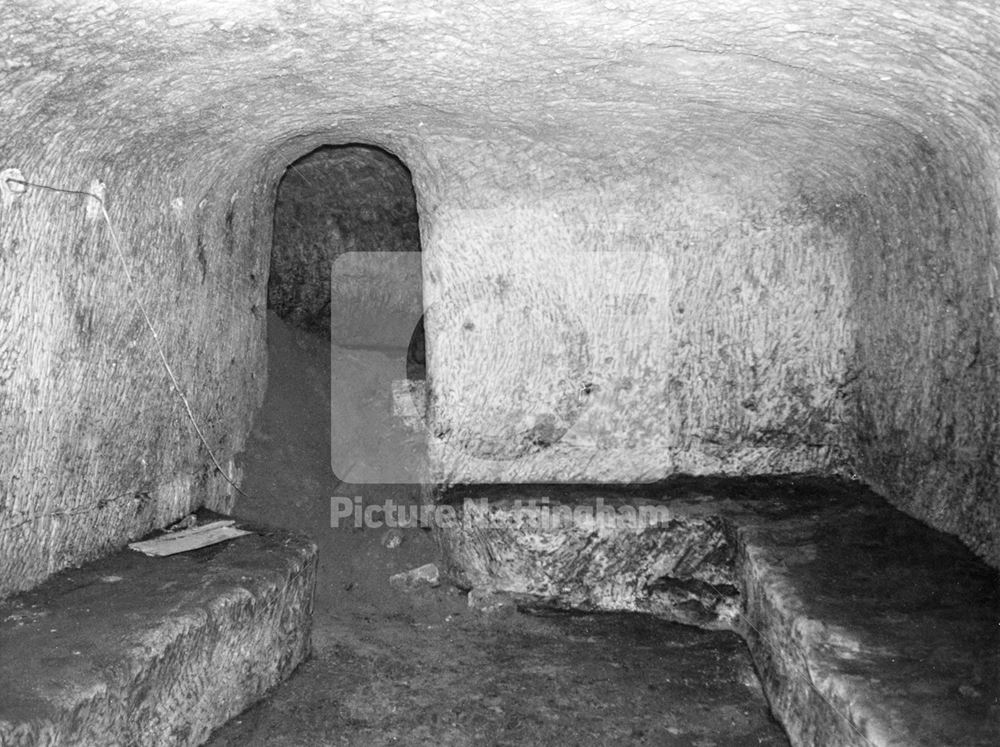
[207,313,998,746]
[205,314,789,746]
[206,577,788,746]
[202,492,791,747]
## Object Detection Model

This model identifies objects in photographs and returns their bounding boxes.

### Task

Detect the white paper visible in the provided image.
[128,520,252,557]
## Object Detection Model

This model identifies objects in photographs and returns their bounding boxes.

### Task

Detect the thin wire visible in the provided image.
[6,176,251,500]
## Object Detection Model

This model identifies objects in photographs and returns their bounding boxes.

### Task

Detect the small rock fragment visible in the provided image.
[389,563,439,591]
[381,528,404,549]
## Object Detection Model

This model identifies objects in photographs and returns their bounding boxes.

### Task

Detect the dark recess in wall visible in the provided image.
[268,144,423,335]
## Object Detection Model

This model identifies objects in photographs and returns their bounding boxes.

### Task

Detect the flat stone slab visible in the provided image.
[0,513,317,746]
[434,477,1000,746]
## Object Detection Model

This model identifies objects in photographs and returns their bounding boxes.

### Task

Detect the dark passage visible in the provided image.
[268,143,423,339]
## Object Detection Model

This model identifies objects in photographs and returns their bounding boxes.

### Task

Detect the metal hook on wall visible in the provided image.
[1,167,27,210]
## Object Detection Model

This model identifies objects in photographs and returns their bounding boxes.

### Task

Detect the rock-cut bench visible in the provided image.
[434,476,999,747]
[0,515,316,746]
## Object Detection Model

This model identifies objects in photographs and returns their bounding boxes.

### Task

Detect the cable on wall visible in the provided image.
[3,172,250,500]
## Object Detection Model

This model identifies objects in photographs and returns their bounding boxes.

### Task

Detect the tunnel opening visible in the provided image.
[259,142,427,492]
[267,143,424,346]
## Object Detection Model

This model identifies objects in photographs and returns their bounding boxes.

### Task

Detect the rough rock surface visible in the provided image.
[438,483,741,629]
[435,477,1000,746]
[0,514,317,746]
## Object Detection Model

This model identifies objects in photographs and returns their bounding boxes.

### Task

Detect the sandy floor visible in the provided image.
[205,313,788,746]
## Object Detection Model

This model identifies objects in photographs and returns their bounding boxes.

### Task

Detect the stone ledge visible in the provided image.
[434,477,999,747]
[0,515,317,747]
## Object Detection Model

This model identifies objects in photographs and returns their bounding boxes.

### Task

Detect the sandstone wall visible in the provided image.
[0,141,271,597]
[424,161,855,483]
[845,141,1000,565]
